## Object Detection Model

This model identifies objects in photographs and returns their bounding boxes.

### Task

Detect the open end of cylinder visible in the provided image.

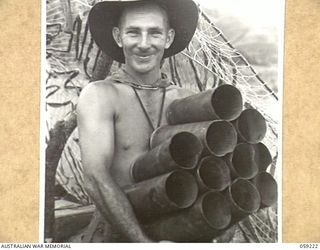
[212,85,243,121]
[206,121,237,156]
[237,109,267,143]
[230,179,261,214]
[253,143,272,172]
[165,171,198,208]
[254,172,278,207]
[170,132,203,169]
[232,143,259,179]
[198,156,231,191]
[202,192,232,230]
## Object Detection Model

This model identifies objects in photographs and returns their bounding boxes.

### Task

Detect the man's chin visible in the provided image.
[131,65,156,75]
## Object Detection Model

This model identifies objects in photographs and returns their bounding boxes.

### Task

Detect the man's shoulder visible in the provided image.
[80,79,119,100]
[86,78,119,91]
[77,79,120,115]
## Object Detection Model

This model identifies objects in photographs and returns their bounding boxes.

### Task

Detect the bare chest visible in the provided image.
[109,84,192,186]
[115,87,172,152]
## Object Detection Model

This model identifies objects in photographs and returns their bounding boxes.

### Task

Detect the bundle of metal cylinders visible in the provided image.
[126,85,278,242]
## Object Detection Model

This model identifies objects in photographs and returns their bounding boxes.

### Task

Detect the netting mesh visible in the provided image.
[46,0,279,243]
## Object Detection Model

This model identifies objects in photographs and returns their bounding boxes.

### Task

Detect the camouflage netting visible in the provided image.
[46,0,279,242]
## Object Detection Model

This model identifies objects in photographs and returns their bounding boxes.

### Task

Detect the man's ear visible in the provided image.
[165,28,175,49]
[112,27,122,48]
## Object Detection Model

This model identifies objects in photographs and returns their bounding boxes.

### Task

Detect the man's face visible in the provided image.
[112,3,175,76]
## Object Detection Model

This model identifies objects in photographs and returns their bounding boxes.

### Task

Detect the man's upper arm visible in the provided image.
[76,82,116,178]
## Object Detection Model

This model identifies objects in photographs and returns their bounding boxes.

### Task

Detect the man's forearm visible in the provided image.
[86,176,153,242]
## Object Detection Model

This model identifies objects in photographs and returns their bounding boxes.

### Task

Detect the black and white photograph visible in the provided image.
[43,0,284,243]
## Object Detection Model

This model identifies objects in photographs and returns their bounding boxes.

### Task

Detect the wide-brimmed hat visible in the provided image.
[88,0,199,63]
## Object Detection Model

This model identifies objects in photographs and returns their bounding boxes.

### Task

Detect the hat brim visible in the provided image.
[88,0,199,63]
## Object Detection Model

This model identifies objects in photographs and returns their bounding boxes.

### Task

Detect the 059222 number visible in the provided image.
[300,244,319,248]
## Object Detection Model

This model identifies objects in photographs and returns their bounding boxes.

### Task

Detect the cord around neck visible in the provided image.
[132,87,167,132]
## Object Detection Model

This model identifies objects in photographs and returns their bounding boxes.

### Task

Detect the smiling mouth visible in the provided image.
[136,55,152,60]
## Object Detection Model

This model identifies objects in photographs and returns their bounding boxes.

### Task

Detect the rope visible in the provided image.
[132,87,166,132]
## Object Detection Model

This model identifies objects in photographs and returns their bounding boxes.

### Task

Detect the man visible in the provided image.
[76,0,199,242]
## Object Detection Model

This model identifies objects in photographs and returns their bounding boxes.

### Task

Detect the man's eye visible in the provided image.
[151,31,162,36]
[127,30,138,35]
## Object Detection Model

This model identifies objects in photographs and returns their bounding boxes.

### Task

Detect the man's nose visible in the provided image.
[137,33,151,50]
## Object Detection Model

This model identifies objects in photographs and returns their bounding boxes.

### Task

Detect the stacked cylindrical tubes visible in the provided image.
[126,84,277,242]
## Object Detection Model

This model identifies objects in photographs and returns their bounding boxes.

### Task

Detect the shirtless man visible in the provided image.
[76,0,199,242]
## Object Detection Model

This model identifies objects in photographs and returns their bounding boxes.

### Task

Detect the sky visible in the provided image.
[196,0,284,31]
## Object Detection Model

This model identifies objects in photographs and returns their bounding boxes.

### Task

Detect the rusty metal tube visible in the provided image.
[252,172,278,207]
[233,109,267,144]
[145,191,232,242]
[196,156,231,192]
[125,170,198,220]
[166,85,243,124]
[227,178,261,219]
[253,143,272,172]
[131,132,203,182]
[150,121,237,157]
[226,143,259,179]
